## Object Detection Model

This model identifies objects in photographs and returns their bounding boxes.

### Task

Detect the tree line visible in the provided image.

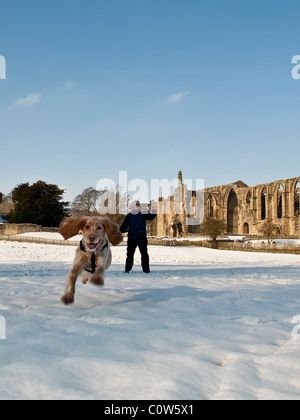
[3,180,279,245]
[5,181,229,244]
[5,181,129,227]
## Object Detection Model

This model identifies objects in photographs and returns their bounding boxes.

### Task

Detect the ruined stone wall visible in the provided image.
[0,223,41,236]
[204,178,300,236]
[150,179,188,237]
[151,173,300,238]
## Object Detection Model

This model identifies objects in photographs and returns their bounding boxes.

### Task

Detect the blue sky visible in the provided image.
[0,0,299,202]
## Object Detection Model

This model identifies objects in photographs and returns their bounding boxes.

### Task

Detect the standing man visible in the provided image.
[120,201,157,273]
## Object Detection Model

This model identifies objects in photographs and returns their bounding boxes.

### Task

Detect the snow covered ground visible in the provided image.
[1,239,300,400]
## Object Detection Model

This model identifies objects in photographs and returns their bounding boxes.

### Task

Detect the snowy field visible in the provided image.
[15,231,300,246]
[1,239,300,400]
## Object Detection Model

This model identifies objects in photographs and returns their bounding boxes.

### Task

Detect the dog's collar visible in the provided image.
[80,239,109,274]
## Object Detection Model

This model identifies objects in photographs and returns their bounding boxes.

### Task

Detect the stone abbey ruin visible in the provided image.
[149,172,300,238]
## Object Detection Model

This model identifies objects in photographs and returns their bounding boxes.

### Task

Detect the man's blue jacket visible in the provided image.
[120,212,156,241]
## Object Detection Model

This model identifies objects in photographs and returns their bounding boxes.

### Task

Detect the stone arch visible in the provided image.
[261,188,267,220]
[172,222,183,237]
[276,183,283,219]
[289,178,300,218]
[227,189,239,234]
[245,190,251,205]
[207,194,216,218]
[243,222,249,235]
[295,180,300,217]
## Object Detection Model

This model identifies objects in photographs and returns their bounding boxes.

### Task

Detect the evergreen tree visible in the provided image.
[8,181,69,227]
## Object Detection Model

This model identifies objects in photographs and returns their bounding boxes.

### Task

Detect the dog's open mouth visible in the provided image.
[86,241,101,251]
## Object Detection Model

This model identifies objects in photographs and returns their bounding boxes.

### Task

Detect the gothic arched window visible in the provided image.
[277,184,283,219]
[295,181,300,217]
[246,190,251,205]
[207,195,214,218]
[261,189,266,220]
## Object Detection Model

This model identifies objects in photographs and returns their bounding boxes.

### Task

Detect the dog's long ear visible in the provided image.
[59,217,88,240]
[101,217,123,246]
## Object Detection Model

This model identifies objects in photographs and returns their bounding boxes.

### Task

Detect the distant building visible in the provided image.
[0,193,13,218]
[149,172,300,237]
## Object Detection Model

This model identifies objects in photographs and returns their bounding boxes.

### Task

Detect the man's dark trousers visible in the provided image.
[125,239,150,273]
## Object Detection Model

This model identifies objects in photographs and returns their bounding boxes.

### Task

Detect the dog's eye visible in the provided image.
[85,225,90,230]
[98,226,102,231]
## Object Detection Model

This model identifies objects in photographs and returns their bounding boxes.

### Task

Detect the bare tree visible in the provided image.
[200,217,227,249]
[258,220,280,244]
[71,187,101,217]
[97,185,133,225]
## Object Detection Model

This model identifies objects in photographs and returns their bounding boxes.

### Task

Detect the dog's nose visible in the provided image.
[88,235,96,242]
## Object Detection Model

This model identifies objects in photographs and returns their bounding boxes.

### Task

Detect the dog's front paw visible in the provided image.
[90,276,105,287]
[61,293,75,305]
[81,277,89,285]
